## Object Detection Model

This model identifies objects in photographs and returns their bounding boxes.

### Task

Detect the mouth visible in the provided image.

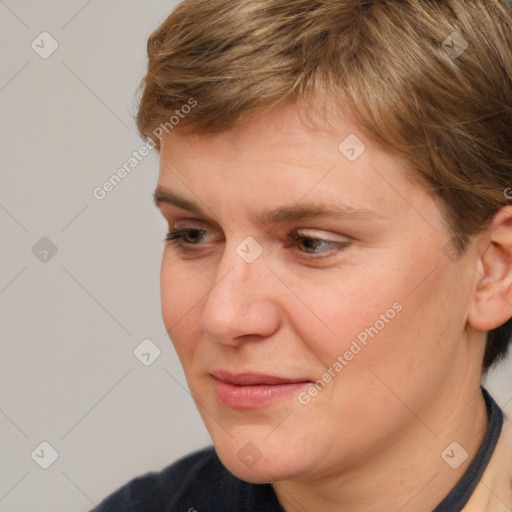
[210,370,312,409]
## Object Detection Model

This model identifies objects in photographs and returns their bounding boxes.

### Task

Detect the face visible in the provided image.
[154,101,481,483]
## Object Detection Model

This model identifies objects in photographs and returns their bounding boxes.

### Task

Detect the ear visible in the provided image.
[468,205,512,331]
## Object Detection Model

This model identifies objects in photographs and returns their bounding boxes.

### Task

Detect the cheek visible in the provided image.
[280,264,404,367]
[288,255,459,378]
[160,256,207,353]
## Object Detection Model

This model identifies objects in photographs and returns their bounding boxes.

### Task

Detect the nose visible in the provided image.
[199,243,281,345]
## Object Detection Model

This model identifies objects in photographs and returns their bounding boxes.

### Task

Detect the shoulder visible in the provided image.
[90,446,223,511]
[91,446,281,512]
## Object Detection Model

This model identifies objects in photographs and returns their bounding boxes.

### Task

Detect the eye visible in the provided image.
[286,231,351,256]
[164,226,351,259]
[164,227,220,255]
[294,236,338,253]
[166,227,208,245]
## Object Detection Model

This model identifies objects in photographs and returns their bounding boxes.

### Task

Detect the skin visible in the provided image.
[153,100,512,512]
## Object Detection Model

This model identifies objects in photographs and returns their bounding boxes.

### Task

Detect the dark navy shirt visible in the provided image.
[91,387,502,512]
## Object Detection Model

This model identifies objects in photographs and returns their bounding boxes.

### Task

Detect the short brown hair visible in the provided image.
[136,0,512,371]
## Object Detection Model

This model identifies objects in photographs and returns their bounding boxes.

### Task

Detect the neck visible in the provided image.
[272,381,488,512]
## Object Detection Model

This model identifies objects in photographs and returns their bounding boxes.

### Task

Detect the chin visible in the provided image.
[210,429,308,484]
[216,445,292,483]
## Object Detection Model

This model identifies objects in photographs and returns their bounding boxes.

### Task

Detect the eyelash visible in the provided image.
[164,228,350,258]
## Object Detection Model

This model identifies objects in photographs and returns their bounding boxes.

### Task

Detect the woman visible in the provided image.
[92,0,512,510]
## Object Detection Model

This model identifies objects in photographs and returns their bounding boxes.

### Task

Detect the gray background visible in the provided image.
[0,1,511,511]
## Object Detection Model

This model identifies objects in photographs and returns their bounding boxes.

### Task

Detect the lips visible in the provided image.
[210,370,311,408]
[210,370,309,386]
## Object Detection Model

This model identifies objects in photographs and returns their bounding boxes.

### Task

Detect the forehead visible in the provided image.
[156,101,430,225]
[161,99,400,164]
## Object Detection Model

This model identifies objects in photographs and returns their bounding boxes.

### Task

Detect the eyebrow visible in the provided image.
[153,186,382,224]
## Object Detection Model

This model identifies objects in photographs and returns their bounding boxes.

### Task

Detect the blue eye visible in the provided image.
[286,232,349,255]
[294,235,340,253]
[164,228,350,259]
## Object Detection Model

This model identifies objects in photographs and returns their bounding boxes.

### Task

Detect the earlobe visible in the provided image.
[468,206,512,331]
